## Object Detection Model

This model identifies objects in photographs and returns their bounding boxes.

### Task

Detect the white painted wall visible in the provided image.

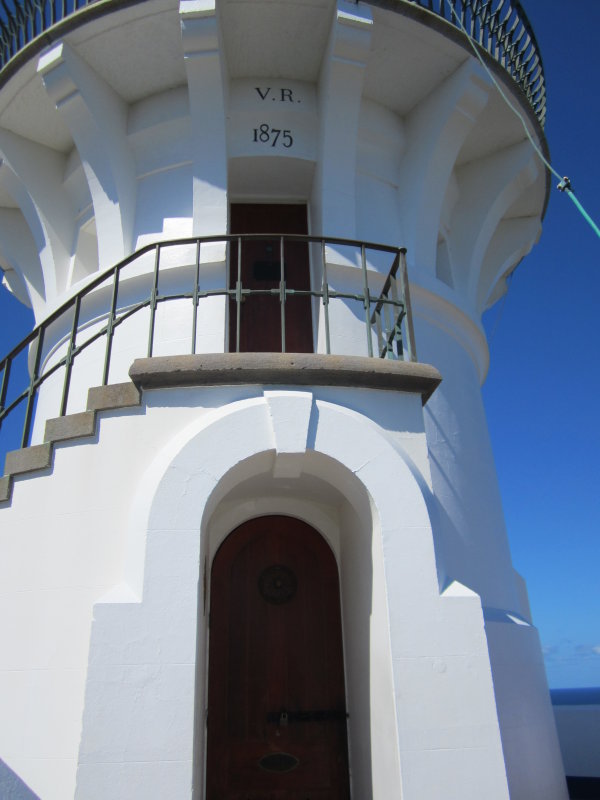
[0,385,512,799]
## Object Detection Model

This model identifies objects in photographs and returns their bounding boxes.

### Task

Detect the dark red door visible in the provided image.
[206,516,350,800]
[229,204,313,353]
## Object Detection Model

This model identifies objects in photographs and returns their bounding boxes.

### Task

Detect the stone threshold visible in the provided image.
[1,355,441,506]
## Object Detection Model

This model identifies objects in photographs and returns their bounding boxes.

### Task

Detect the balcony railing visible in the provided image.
[0,234,416,455]
[399,0,546,125]
[0,0,545,126]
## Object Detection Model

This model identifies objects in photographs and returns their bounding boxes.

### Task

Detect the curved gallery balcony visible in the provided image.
[0,0,546,125]
[0,233,432,460]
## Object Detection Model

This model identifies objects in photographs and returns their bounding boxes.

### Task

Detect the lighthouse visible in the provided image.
[0,1,568,798]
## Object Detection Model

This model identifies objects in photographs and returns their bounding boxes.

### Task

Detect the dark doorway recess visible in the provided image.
[206,515,351,799]
[229,204,313,353]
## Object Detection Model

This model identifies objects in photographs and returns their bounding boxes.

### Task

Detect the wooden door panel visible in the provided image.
[206,516,350,799]
[229,205,313,353]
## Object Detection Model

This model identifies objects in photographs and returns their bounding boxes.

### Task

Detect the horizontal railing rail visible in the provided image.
[0,234,415,456]
[0,0,545,126]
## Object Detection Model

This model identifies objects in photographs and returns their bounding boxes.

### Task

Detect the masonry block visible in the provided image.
[4,443,52,476]
[87,382,141,412]
[45,411,96,443]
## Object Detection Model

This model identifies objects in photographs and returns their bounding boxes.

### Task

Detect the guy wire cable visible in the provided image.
[441,0,600,242]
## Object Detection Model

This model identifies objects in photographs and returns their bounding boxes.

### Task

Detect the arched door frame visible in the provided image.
[198,456,383,800]
[76,390,507,800]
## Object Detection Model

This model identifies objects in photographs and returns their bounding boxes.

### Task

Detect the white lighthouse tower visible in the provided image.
[0,1,568,798]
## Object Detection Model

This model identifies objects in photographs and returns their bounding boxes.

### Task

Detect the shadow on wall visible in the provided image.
[0,760,40,799]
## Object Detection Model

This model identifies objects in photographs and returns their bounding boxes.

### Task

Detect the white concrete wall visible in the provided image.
[410,288,567,798]
[486,622,567,798]
[0,385,511,799]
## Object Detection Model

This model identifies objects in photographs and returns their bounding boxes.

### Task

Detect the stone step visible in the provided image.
[0,382,140,506]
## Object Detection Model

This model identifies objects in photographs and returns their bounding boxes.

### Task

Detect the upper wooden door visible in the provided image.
[229,204,313,353]
[206,515,350,800]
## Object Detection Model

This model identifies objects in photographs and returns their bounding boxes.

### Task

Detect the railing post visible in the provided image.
[388,265,403,359]
[389,302,400,359]
[361,244,374,358]
[0,356,11,433]
[60,293,82,416]
[103,263,121,385]
[279,236,286,353]
[20,325,45,449]
[375,309,384,358]
[398,248,417,362]
[147,244,161,359]
[191,238,201,355]
[321,240,331,355]
[236,237,242,353]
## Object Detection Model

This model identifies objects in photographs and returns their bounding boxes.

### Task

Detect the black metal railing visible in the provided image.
[0,234,415,455]
[0,0,94,63]
[0,0,545,126]
[398,0,546,125]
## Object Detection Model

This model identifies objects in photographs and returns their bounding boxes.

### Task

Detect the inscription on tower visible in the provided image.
[254,87,299,103]
[251,86,302,148]
[227,79,316,161]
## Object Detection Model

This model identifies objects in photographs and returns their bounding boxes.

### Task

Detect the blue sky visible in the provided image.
[482,0,600,688]
[0,0,598,689]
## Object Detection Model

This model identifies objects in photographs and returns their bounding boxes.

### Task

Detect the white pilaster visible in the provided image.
[314,1,373,238]
[397,61,489,274]
[448,140,539,300]
[0,207,45,316]
[38,42,137,270]
[0,134,71,302]
[180,0,228,238]
[477,216,541,312]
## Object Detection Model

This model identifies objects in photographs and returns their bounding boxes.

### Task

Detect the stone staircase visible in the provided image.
[0,381,140,505]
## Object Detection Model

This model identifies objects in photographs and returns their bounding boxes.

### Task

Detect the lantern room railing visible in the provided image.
[0,234,416,455]
[0,0,545,126]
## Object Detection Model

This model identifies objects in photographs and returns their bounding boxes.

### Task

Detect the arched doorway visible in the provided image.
[206,515,351,799]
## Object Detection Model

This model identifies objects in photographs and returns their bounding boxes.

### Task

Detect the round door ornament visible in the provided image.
[258,564,297,604]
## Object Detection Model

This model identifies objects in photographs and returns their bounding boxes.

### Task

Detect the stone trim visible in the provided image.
[44,411,96,443]
[87,382,141,412]
[4,443,52,476]
[129,353,442,404]
[0,476,12,503]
